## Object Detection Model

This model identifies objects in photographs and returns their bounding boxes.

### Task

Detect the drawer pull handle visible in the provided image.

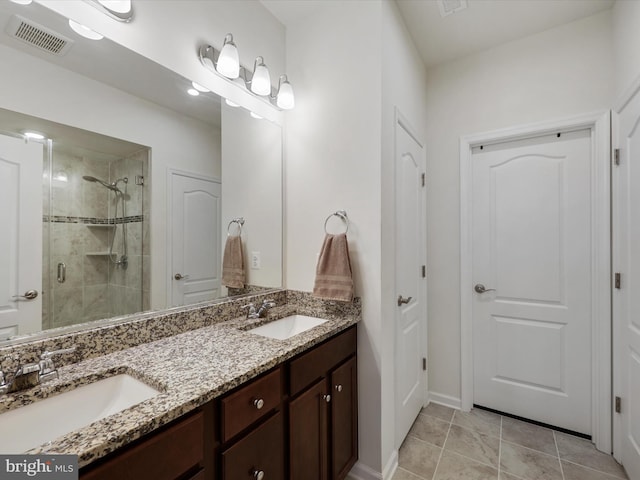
[253,470,265,480]
[323,394,331,403]
[253,398,265,410]
[335,384,343,393]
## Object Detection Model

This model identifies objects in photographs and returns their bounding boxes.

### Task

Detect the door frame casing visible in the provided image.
[459,111,611,452]
[166,168,222,306]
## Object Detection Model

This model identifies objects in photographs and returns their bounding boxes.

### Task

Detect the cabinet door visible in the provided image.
[289,379,328,480]
[221,412,284,480]
[331,357,358,480]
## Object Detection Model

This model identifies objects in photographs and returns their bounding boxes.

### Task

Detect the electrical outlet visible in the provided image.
[251,251,261,269]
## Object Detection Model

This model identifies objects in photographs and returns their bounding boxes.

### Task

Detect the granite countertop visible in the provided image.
[0,308,359,467]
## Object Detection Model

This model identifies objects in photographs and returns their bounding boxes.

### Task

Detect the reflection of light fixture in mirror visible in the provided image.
[23,131,45,140]
[225,99,240,108]
[216,34,240,79]
[68,19,104,40]
[192,81,209,93]
[9,0,33,5]
[250,57,271,96]
[250,112,263,120]
[275,75,295,110]
[85,0,134,22]
[52,171,68,183]
[187,88,200,96]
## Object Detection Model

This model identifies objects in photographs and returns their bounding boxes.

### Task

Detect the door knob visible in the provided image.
[12,290,38,300]
[174,273,189,280]
[397,295,413,306]
[474,284,496,294]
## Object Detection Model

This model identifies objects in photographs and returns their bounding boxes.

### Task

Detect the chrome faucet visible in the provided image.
[0,347,75,395]
[241,299,276,319]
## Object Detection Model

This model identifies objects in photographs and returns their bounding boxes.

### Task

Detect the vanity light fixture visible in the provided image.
[250,112,263,120]
[249,56,271,96]
[85,0,134,22]
[187,88,200,96]
[216,34,240,79]
[68,19,104,40]
[225,99,240,108]
[191,81,210,93]
[23,131,45,140]
[199,34,295,111]
[9,0,33,5]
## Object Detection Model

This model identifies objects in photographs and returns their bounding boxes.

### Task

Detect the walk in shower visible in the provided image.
[35,122,150,330]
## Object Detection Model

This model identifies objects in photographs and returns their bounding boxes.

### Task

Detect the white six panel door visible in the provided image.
[0,134,42,339]
[170,172,222,307]
[616,88,640,477]
[472,129,592,434]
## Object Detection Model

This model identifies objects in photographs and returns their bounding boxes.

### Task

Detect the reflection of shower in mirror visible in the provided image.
[82,175,129,268]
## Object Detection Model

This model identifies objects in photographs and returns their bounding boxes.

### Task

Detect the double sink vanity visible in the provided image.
[0,290,360,480]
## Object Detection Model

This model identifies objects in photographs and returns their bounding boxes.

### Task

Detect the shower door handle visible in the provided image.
[57,262,66,283]
[13,290,38,300]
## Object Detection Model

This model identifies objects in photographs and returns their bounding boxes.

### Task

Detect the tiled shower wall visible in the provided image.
[42,147,149,329]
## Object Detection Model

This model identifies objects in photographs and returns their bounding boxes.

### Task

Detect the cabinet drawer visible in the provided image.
[81,411,204,480]
[221,367,281,442]
[221,411,284,480]
[289,326,356,396]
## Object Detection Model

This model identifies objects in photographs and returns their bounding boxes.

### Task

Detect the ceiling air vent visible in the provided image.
[438,0,468,18]
[5,15,74,56]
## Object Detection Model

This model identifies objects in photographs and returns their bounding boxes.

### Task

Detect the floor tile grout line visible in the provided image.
[430,414,453,480]
[561,459,629,480]
[553,430,566,480]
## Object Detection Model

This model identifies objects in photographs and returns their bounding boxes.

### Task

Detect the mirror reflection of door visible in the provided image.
[169,171,222,307]
[0,133,42,338]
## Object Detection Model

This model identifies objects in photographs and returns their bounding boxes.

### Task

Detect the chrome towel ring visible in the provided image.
[324,210,349,234]
[227,217,245,236]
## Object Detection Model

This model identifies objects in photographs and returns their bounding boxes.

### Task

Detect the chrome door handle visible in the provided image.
[57,262,66,283]
[12,290,38,300]
[174,273,189,280]
[397,295,413,306]
[474,284,496,294]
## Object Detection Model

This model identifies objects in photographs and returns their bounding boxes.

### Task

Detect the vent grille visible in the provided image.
[5,15,74,56]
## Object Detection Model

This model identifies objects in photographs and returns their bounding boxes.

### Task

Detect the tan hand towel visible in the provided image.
[222,235,245,289]
[313,233,354,302]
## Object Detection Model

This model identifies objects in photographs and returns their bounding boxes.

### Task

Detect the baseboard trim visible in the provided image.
[382,450,399,480]
[347,460,383,480]
[428,391,462,410]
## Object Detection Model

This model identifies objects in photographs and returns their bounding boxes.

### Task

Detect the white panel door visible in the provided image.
[0,134,42,338]
[395,116,427,447]
[616,89,640,478]
[472,129,592,434]
[170,172,221,307]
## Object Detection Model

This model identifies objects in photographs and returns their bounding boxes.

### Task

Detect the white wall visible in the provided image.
[613,0,640,100]
[425,11,614,403]
[0,44,221,310]
[38,0,286,123]
[221,104,283,291]
[284,0,384,474]
[380,0,429,473]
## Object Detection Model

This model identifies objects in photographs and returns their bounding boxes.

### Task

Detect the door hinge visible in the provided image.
[421,265,426,278]
[615,272,621,289]
[422,358,427,371]
[615,396,621,413]
[135,175,144,186]
[421,173,426,187]
[614,148,620,166]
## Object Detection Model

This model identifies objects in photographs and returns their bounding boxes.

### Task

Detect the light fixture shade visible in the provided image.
[276,75,295,110]
[68,19,104,40]
[97,0,132,14]
[250,57,271,96]
[216,34,240,79]
[9,0,33,5]
[191,81,209,93]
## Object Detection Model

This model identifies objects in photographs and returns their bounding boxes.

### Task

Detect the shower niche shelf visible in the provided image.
[85,224,116,229]
[85,252,118,256]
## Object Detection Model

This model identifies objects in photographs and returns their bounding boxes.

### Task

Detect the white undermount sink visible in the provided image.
[247,314,328,340]
[0,374,160,454]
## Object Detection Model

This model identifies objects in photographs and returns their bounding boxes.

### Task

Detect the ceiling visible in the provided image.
[262,0,615,69]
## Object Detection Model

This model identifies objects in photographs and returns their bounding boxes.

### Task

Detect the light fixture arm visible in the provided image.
[84,0,134,22]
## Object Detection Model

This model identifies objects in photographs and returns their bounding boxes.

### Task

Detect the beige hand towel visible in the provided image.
[222,235,245,289]
[313,233,354,302]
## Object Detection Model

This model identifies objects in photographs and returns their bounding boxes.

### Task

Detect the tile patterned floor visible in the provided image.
[393,404,629,480]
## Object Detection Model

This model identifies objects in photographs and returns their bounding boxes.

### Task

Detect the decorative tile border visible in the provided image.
[43,215,144,225]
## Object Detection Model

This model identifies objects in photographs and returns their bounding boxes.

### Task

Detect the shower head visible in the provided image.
[82,175,121,192]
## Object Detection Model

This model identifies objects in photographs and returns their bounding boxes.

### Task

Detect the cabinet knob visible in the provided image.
[253,470,265,480]
[323,394,331,403]
[253,398,265,410]
[335,384,343,393]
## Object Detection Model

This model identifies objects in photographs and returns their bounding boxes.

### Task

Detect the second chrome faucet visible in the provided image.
[241,299,276,319]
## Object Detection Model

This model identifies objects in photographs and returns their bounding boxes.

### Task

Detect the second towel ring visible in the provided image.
[324,210,349,234]
[227,217,245,236]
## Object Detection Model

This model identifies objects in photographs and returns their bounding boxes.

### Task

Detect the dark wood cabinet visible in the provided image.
[289,326,358,480]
